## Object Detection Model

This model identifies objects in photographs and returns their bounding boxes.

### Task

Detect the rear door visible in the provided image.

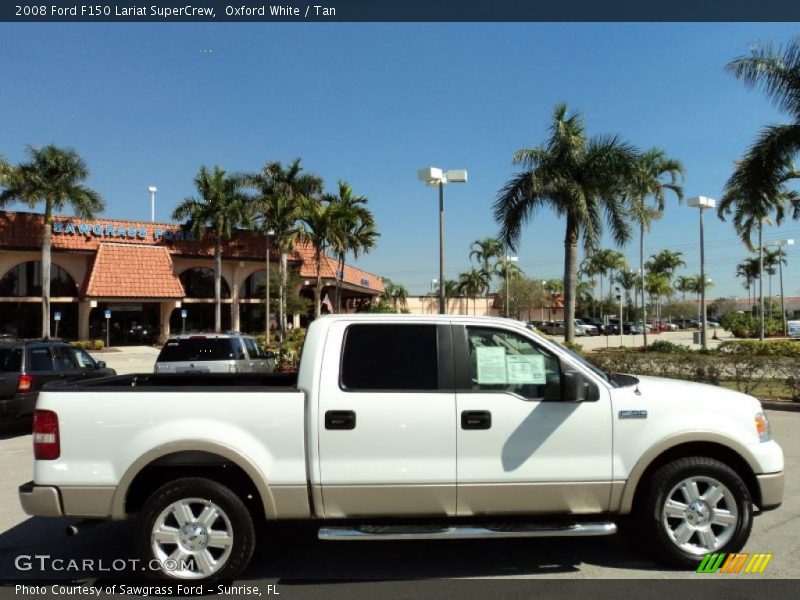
[25,345,59,389]
[317,321,456,517]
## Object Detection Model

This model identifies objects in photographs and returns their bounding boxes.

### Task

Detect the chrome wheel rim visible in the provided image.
[151,497,234,579]
[662,476,738,555]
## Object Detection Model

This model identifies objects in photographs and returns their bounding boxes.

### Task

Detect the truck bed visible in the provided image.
[43,371,299,391]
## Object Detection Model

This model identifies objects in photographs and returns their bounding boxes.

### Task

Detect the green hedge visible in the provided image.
[585,347,799,400]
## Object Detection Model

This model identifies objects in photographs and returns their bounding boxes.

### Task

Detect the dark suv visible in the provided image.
[0,341,116,421]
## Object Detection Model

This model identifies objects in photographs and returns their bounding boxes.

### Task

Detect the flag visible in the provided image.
[322,293,333,313]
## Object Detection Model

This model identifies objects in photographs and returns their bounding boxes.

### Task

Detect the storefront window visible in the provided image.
[0,261,78,297]
[179,267,231,298]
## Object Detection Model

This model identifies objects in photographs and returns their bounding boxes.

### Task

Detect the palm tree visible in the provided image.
[644,272,672,323]
[469,237,504,291]
[763,249,786,318]
[381,278,409,311]
[615,270,638,321]
[627,149,684,345]
[325,181,379,313]
[674,275,696,303]
[494,103,638,343]
[647,249,686,279]
[579,254,603,316]
[457,268,491,315]
[0,145,104,338]
[595,248,627,307]
[297,197,338,318]
[246,159,323,338]
[724,38,800,211]
[173,166,248,332]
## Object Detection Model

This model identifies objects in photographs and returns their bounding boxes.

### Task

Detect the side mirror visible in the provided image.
[96,360,106,369]
[561,368,599,402]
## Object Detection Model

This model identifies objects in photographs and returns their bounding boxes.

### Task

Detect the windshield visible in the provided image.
[526,328,615,386]
[157,338,242,362]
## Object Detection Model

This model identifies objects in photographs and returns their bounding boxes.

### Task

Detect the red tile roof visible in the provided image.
[0,211,383,293]
[82,243,184,298]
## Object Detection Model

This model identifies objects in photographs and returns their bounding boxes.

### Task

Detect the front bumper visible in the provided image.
[756,472,784,511]
[19,481,63,517]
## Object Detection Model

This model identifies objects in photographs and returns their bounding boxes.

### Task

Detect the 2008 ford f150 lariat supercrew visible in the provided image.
[19,315,784,580]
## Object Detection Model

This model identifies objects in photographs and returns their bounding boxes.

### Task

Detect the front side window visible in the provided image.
[70,348,96,369]
[52,345,77,371]
[466,327,561,400]
[341,324,438,391]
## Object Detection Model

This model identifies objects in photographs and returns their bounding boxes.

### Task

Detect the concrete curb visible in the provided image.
[760,400,800,412]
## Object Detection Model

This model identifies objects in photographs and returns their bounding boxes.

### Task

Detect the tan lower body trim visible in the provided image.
[60,486,116,518]
[756,472,784,508]
[318,485,455,518]
[457,482,613,515]
[271,485,311,519]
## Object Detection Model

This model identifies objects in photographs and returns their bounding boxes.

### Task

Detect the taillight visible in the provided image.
[33,410,60,460]
[17,374,33,392]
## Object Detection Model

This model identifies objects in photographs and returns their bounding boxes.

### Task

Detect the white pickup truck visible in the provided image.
[19,315,784,580]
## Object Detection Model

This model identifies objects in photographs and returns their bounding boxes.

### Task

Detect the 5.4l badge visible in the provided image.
[618,410,648,419]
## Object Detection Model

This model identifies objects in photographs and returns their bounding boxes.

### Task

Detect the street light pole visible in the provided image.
[768,239,794,336]
[758,220,765,341]
[418,167,468,316]
[148,186,157,222]
[688,196,716,350]
[265,229,275,343]
[430,278,437,315]
[503,254,518,318]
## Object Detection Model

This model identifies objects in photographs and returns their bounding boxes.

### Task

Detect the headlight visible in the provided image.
[755,412,771,442]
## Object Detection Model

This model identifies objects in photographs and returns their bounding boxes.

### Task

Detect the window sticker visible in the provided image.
[506,354,546,384]
[476,346,508,384]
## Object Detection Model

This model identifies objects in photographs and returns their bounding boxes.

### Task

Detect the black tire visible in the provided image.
[638,456,753,568]
[136,477,256,581]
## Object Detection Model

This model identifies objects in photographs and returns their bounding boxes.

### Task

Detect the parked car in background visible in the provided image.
[582,317,610,335]
[539,321,565,335]
[575,319,599,336]
[154,332,276,374]
[0,340,115,421]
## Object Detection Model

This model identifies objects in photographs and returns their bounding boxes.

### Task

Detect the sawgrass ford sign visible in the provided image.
[51,220,196,241]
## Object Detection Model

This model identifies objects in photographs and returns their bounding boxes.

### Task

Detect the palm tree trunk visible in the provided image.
[598,275,604,319]
[214,238,222,332]
[265,237,271,343]
[315,250,322,318]
[279,252,287,341]
[640,219,647,346]
[41,203,53,339]
[563,215,578,343]
[337,254,344,314]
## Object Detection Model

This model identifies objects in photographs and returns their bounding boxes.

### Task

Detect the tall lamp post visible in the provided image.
[687,196,716,350]
[418,167,468,314]
[430,278,438,315]
[148,186,157,222]
[503,255,518,318]
[768,239,794,336]
[265,229,275,343]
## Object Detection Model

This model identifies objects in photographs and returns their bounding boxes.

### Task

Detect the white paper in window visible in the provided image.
[476,346,507,384]
[506,354,546,384]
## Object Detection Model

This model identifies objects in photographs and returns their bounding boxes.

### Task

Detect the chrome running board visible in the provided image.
[318,521,617,541]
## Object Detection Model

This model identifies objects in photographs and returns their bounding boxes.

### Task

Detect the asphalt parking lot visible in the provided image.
[0,409,797,583]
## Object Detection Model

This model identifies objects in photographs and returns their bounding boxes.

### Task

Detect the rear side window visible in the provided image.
[27,347,53,371]
[157,338,242,362]
[341,324,438,391]
[0,348,22,372]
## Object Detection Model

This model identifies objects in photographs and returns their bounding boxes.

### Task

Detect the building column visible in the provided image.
[159,301,180,343]
[231,263,242,332]
[78,301,92,340]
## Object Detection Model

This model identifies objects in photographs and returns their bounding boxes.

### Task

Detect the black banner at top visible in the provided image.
[2,0,800,22]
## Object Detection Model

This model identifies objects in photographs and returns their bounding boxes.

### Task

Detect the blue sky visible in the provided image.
[2,22,799,298]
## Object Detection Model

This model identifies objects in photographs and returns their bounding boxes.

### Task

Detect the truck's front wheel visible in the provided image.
[136,477,256,580]
[641,456,753,568]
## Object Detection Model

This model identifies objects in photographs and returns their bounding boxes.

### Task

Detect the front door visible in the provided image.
[454,324,613,515]
[317,321,456,518]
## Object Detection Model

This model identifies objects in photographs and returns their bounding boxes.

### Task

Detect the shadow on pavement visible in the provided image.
[0,517,667,583]
[0,420,31,441]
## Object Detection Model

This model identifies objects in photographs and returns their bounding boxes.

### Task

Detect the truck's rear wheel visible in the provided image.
[136,477,255,580]
[641,456,752,567]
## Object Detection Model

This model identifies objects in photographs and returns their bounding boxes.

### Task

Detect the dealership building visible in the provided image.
[0,211,383,344]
